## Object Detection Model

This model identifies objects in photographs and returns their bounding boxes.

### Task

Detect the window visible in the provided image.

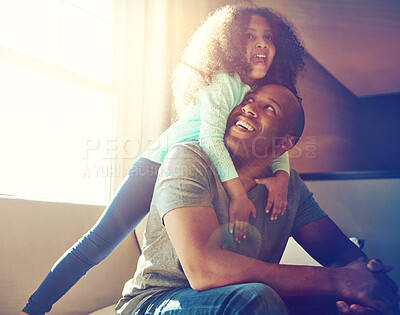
[0,0,121,204]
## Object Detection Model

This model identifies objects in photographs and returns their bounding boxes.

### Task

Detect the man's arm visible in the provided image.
[163,205,397,314]
[293,216,399,314]
[292,216,366,267]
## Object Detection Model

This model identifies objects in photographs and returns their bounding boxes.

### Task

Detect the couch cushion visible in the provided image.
[0,196,141,315]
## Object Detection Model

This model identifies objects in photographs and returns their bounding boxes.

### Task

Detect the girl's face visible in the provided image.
[242,15,276,87]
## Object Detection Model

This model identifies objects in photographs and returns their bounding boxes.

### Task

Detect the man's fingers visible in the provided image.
[349,304,379,314]
[371,299,396,315]
[337,301,351,314]
[368,258,393,273]
[367,259,384,272]
[384,264,394,273]
[337,301,381,315]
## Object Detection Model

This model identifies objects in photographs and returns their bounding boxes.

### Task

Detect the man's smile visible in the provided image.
[233,116,257,132]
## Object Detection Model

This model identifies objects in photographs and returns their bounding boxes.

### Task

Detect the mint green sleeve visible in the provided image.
[269,151,290,175]
[197,72,250,182]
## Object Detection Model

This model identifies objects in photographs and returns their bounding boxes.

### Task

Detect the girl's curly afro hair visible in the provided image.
[172,3,305,115]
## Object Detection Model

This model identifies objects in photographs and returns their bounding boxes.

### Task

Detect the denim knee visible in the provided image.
[226,283,288,315]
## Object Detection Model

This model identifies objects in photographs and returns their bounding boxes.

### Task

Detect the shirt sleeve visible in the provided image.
[291,169,327,232]
[154,143,216,223]
[269,151,290,175]
[197,72,250,182]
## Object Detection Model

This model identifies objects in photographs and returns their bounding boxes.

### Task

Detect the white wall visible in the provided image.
[304,177,400,285]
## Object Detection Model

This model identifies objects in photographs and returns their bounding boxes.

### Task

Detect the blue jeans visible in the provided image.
[135,283,289,315]
[23,157,161,315]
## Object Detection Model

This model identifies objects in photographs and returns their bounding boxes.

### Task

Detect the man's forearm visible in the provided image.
[192,243,339,298]
[292,216,367,268]
[165,206,340,297]
[164,206,396,312]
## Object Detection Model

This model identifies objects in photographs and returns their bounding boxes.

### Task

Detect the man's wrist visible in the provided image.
[328,268,345,298]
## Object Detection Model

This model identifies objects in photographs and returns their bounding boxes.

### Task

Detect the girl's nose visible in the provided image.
[256,39,268,49]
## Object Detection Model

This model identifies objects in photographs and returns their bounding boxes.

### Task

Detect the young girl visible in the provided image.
[22,4,305,315]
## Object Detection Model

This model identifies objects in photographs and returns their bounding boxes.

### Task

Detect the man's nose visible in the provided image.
[242,103,258,117]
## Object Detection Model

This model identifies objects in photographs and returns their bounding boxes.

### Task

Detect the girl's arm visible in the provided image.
[197,72,253,242]
[197,72,249,182]
[255,152,290,220]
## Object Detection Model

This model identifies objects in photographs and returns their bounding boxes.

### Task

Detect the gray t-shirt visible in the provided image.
[116,142,326,314]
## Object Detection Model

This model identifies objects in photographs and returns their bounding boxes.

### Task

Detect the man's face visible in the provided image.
[225,84,298,160]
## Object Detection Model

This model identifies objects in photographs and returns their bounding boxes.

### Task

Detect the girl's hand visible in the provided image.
[228,197,256,244]
[255,170,289,220]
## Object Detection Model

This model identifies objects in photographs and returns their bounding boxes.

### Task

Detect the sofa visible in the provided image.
[0,194,322,315]
[0,196,140,315]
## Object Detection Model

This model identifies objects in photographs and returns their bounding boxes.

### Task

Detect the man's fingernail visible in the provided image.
[243,235,247,239]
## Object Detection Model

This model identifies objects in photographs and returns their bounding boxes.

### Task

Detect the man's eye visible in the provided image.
[245,97,254,103]
[264,105,276,114]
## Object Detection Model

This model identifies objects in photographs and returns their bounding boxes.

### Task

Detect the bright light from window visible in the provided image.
[0,0,114,83]
[0,0,117,204]
[60,1,113,84]
[0,61,114,204]
[0,0,61,65]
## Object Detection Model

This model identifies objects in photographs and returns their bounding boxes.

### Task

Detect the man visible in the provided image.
[116,84,399,314]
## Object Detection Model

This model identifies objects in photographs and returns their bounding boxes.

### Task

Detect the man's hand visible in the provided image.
[336,257,399,314]
[228,197,256,243]
[336,300,380,314]
[367,258,394,273]
[255,170,289,221]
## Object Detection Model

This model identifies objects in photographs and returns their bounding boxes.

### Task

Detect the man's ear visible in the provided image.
[280,134,296,151]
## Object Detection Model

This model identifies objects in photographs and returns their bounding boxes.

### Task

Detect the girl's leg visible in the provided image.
[23,157,160,315]
[135,283,288,315]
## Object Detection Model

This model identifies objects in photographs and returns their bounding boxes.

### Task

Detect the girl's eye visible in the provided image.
[244,33,254,40]
[246,97,254,103]
[264,35,273,41]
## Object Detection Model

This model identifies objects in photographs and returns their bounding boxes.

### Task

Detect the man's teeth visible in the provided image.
[253,54,266,58]
[236,120,254,131]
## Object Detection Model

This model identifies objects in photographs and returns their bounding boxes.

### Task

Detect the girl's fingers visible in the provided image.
[251,205,257,218]
[234,221,248,243]
[229,217,235,234]
[234,220,242,243]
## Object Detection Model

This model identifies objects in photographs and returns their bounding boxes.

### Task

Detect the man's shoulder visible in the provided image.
[289,168,301,182]
[288,168,309,198]
[161,141,218,180]
[167,140,203,156]
[165,141,211,165]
